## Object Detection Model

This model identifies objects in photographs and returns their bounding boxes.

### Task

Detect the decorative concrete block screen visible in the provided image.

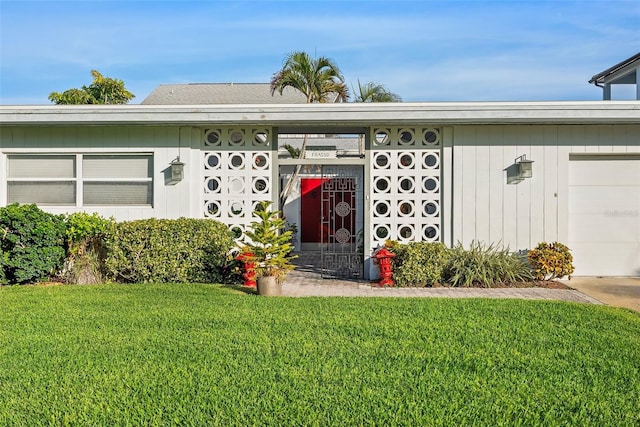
[202,127,273,239]
[370,127,441,247]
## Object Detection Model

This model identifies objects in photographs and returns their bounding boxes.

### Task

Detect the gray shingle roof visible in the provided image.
[141,83,307,105]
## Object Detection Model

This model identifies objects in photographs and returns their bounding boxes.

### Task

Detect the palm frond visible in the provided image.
[353,80,401,103]
[271,51,348,103]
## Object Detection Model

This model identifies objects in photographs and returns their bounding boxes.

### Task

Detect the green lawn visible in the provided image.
[1,284,639,426]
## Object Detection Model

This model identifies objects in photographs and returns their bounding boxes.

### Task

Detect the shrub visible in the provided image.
[104,218,235,283]
[387,241,450,287]
[62,213,114,284]
[527,242,575,280]
[243,201,296,280]
[443,241,534,287]
[0,203,67,284]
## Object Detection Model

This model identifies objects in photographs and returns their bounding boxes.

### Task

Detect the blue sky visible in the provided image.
[1,0,638,104]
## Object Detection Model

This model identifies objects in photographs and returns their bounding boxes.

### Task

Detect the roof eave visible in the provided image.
[1,101,639,126]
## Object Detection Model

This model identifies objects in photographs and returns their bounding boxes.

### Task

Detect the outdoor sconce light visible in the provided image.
[505,154,534,184]
[167,157,185,185]
[515,154,534,179]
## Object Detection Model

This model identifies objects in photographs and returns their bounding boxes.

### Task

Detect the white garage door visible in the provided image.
[569,155,640,276]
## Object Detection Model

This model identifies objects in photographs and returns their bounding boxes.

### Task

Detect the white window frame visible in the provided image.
[6,153,154,207]
[6,154,77,206]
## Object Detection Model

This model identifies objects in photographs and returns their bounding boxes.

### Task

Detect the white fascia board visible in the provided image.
[1,101,639,126]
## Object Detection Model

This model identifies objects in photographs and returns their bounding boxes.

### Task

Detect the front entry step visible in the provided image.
[287,251,368,285]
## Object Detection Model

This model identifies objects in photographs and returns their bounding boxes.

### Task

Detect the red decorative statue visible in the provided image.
[236,251,257,288]
[372,247,396,287]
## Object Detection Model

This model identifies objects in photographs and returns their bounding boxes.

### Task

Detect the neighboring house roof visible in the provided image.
[589,52,640,84]
[141,83,307,105]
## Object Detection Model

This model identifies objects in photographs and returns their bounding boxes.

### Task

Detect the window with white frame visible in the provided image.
[7,154,153,206]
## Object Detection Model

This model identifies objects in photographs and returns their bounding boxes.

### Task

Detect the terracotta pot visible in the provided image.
[257,276,282,296]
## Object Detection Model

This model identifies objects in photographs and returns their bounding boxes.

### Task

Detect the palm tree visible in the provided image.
[353,80,401,154]
[271,51,348,103]
[353,79,401,103]
[271,51,348,205]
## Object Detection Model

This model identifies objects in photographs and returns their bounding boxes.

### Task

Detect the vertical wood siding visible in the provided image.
[0,126,201,221]
[2,122,639,256]
[450,124,640,251]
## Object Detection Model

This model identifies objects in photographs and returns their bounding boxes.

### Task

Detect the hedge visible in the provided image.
[104,218,235,283]
[0,203,67,284]
[389,241,450,287]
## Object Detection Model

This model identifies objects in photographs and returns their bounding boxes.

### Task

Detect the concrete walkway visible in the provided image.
[562,277,640,312]
[280,254,640,310]
[282,264,602,305]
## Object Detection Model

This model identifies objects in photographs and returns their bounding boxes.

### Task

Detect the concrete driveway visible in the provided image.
[564,277,640,313]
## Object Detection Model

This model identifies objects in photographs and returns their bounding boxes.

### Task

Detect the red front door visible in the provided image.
[301,177,356,245]
[300,178,328,243]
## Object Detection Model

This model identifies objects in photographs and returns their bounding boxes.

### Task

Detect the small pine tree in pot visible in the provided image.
[243,201,296,296]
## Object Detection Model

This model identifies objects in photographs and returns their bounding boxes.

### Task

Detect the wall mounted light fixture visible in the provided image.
[505,154,534,184]
[515,154,534,179]
[167,157,185,185]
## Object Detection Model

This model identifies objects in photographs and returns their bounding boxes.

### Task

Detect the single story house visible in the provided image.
[2,62,639,279]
